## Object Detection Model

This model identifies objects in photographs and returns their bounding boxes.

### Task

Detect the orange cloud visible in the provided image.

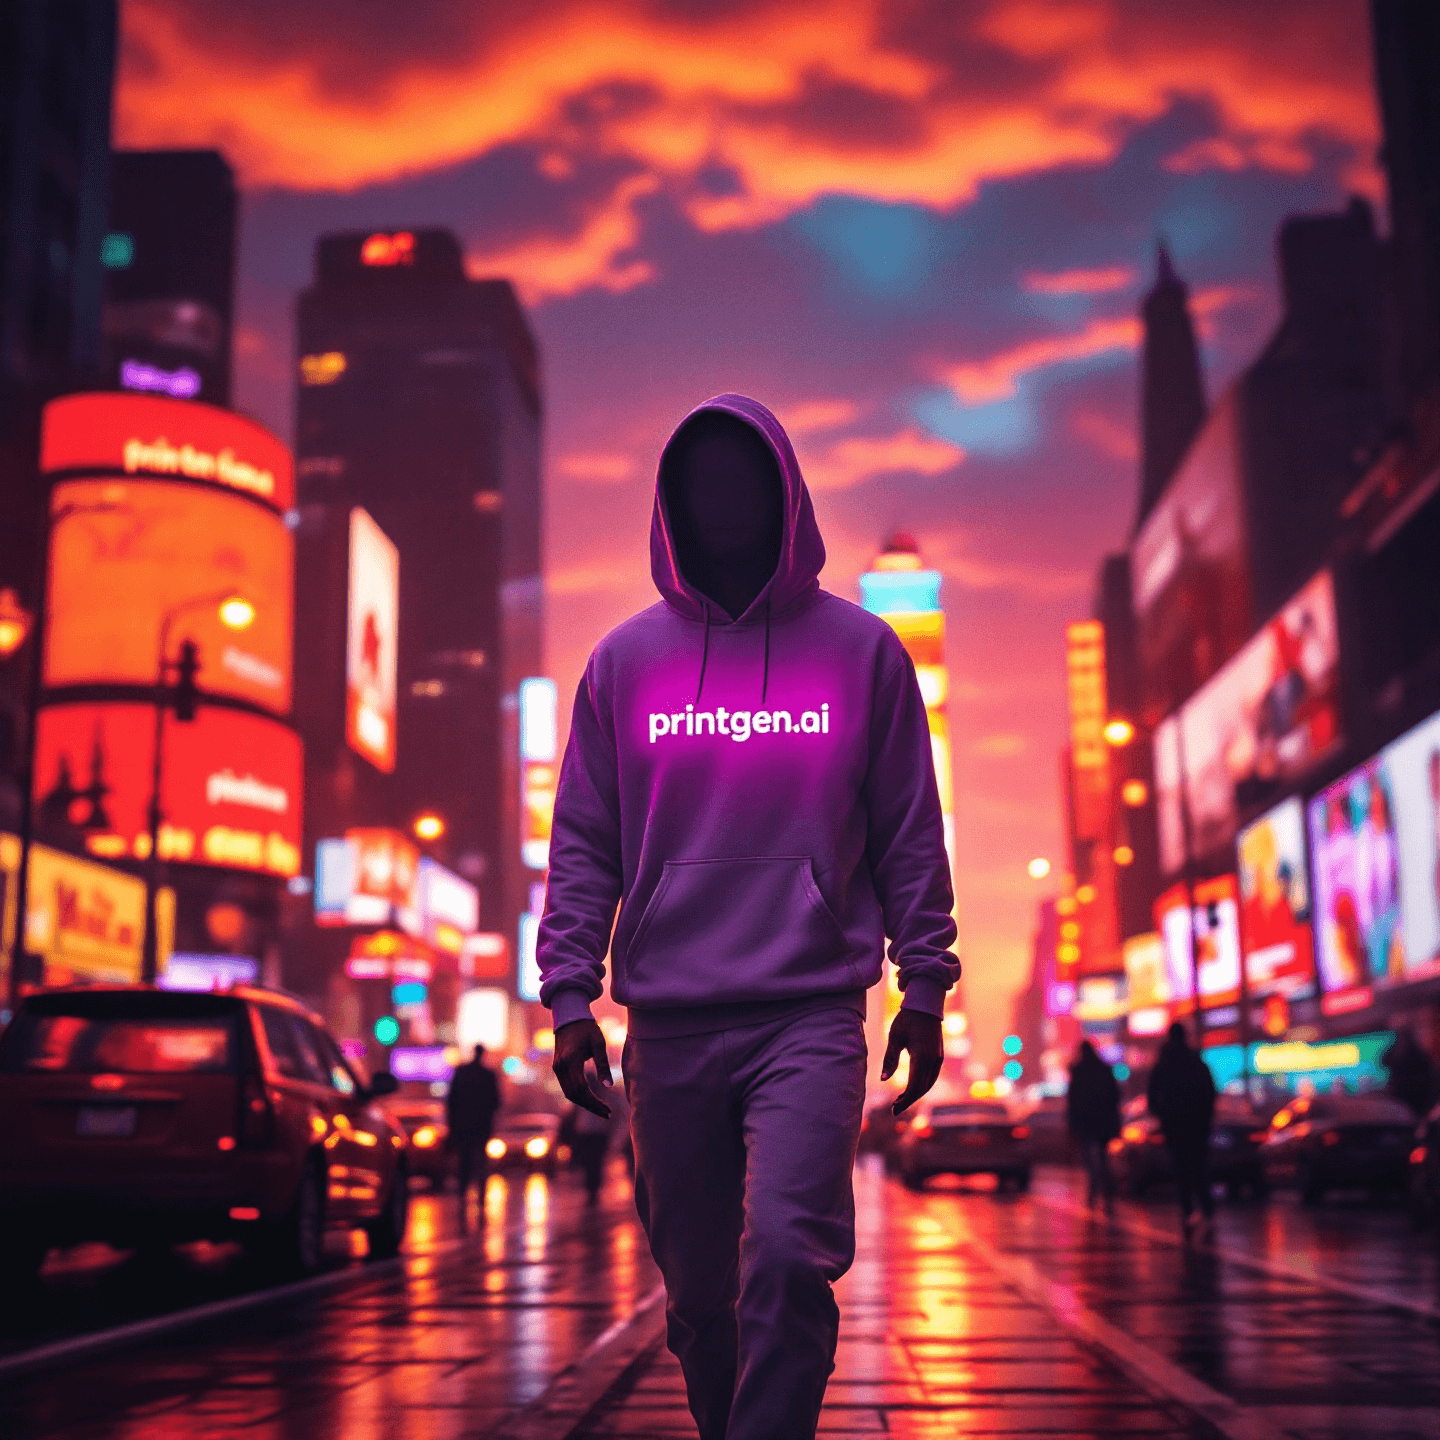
[1070,406,1138,463]
[798,427,964,490]
[942,283,1256,402]
[1024,265,1136,295]
[779,399,859,435]
[556,451,637,482]
[117,0,1377,296]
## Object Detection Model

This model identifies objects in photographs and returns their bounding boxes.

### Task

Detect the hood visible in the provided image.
[650,393,826,625]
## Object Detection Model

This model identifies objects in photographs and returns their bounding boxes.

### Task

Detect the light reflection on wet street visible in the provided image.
[3,1161,1439,1439]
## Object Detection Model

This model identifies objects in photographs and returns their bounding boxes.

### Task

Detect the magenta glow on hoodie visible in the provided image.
[537,395,959,1029]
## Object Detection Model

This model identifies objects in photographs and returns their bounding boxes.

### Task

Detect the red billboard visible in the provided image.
[41,393,294,511]
[346,508,398,773]
[45,478,293,713]
[34,702,303,878]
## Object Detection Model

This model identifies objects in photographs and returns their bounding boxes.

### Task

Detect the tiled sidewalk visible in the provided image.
[576,1165,1217,1438]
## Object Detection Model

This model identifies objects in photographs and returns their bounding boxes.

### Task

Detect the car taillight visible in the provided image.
[910,1118,932,1138]
[1011,1125,1031,1139]
[1412,1147,1427,1165]
[1322,1130,1341,1147]
[1248,1130,1268,1143]
[238,1072,275,1148]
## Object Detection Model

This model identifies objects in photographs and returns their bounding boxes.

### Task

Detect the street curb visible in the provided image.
[935,1208,1293,1440]
[485,1283,668,1440]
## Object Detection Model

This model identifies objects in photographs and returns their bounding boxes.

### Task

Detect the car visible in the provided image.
[858,1093,907,1170]
[1020,1094,1074,1165]
[0,985,410,1282]
[382,1099,451,1188]
[1259,1092,1416,1204]
[1409,1097,1440,1228]
[1109,1095,1269,1199]
[896,1099,1034,1191]
[486,1112,563,1175]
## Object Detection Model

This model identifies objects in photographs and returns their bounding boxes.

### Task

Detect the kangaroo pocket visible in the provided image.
[621,856,854,1006]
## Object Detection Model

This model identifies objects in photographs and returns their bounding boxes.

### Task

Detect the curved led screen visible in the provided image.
[45,478,293,714]
[34,702,303,878]
[41,392,293,511]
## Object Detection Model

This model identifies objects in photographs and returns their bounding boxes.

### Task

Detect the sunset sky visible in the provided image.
[115,0,1381,1059]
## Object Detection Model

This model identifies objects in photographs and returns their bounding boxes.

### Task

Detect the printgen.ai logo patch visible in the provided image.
[649,703,830,744]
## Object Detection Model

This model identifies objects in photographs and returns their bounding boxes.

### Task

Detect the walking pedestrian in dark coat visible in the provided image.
[446,1045,500,1224]
[1067,1040,1120,1209]
[1146,1022,1216,1238]
[1382,1027,1437,1118]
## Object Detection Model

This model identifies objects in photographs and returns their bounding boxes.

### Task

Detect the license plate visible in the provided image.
[960,1131,990,1147]
[77,1106,137,1138]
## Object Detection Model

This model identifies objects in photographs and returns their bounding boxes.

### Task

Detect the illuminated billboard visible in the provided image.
[34,702,302,878]
[1237,797,1317,1002]
[346,508,399,773]
[520,677,558,870]
[1065,621,1110,841]
[1154,875,1242,1015]
[1122,932,1171,1036]
[45,478,293,713]
[1156,570,1340,872]
[41,392,293,511]
[1308,706,1440,1008]
[24,843,146,986]
[417,857,479,954]
[1131,391,1250,721]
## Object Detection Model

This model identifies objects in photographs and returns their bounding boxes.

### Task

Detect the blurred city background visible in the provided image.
[1,1,1439,1437]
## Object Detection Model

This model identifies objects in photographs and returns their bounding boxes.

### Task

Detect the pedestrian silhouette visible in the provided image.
[1146,1022,1216,1239]
[1067,1040,1120,1211]
[446,1045,500,1225]
[1383,1026,1437,1117]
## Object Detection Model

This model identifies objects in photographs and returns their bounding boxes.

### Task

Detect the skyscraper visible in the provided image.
[291,228,542,1001]
[1371,0,1440,401]
[1135,245,1206,534]
[0,0,117,830]
[104,150,238,406]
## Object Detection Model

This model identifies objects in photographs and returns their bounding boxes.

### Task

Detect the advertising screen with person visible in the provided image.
[1237,798,1317,1001]
[346,507,399,773]
[1311,707,1440,1003]
[1154,876,1242,1017]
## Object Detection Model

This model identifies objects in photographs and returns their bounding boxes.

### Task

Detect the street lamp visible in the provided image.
[7,497,132,1009]
[139,590,255,983]
[0,589,30,658]
[413,813,446,843]
[1026,856,1051,880]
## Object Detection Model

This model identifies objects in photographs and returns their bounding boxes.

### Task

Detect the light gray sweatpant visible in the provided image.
[623,1003,868,1440]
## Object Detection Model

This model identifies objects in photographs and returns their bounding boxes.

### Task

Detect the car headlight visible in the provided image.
[486,1138,507,1159]
[413,1126,438,1148]
[525,1137,550,1159]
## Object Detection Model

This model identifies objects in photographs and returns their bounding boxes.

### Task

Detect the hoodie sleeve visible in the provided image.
[863,647,960,1015]
[536,658,623,1028]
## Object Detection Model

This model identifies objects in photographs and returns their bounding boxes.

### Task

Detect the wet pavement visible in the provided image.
[2,1159,1437,1438]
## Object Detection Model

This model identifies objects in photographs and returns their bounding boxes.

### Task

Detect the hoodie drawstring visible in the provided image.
[761,599,771,704]
[695,605,712,704]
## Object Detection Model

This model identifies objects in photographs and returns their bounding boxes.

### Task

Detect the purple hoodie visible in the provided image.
[538,394,959,1033]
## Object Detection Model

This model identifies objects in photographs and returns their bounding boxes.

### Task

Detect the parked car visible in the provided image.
[896,1099,1034,1191]
[0,986,409,1281]
[382,1099,451,1188]
[486,1113,563,1175]
[1260,1093,1416,1203]
[858,1093,907,1170]
[1020,1094,1074,1165]
[1109,1095,1269,1199]
[1409,1097,1440,1228]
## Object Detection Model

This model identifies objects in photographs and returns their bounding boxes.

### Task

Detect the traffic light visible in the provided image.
[172,639,201,722]
[373,1015,400,1046]
[1002,1060,1024,1082]
[1002,1034,1023,1057]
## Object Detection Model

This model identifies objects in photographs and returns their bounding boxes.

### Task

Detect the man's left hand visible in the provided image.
[882,1010,944,1116]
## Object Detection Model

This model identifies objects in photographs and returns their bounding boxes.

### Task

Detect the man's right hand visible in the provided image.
[552,1019,613,1118]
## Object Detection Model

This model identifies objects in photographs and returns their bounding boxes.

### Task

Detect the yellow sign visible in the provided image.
[23,843,146,985]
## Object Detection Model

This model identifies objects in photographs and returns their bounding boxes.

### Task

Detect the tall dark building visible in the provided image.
[1135,244,1206,534]
[104,150,238,406]
[1372,0,1440,399]
[0,0,117,825]
[291,228,542,998]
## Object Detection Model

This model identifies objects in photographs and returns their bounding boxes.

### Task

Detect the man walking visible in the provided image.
[1066,1039,1120,1210]
[1147,1022,1216,1239]
[446,1044,500,1225]
[537,395,958,1440]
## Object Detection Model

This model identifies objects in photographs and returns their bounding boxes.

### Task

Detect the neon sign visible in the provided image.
[120,359,201,399]
[360,232,415,267]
